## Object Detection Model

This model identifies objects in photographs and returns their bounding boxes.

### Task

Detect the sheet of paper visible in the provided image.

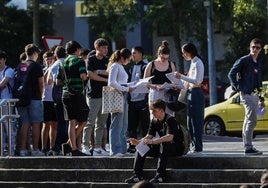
[132,83,149,93]
[135,132,160,157]
[165,73,185,89]
[136,141,150,157]
[160,82,174,90]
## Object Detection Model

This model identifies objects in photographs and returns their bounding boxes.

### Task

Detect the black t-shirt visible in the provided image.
[28,61,44,100]
[148,114,183,148]
[87,55,108,98]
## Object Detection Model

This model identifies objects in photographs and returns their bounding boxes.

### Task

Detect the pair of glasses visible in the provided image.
[251,46,261,50]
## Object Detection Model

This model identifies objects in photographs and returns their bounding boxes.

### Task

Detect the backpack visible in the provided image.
[165,114,191,155]
[178,124,191,155]
[13,62,33,107]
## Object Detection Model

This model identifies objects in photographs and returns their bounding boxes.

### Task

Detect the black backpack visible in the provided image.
[13,62,33,107]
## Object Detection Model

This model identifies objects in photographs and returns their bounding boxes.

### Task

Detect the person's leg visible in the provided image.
[82,98,98,149]
[120,95,129,154]
[240,93,258,149]
[29,100,43,152]
[109,112,124,155]
[128,102,138,139]
[190,88,204,152]
[139,106,150,137]
[49,121,57,149]
[94,98,108,149]
[41,123,49,151]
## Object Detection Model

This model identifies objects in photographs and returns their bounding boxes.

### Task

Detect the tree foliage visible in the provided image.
[0,0,55,67]
[84,0,139,47]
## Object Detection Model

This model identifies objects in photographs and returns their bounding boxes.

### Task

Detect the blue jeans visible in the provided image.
[109,93,128,155]
[187,88,204,152]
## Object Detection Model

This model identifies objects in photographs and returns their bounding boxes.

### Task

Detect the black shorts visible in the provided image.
[62,93,89,122]
[43,101,57,122]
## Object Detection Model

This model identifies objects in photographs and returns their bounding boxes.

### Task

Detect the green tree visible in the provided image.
[223,0,267,80]
[0,0,56,67]
[84,0,139,50]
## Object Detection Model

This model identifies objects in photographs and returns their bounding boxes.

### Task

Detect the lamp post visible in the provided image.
[204,0,217,105]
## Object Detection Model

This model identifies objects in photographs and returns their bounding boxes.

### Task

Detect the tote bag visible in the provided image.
[102,86,124,114]
[178,89,187,104]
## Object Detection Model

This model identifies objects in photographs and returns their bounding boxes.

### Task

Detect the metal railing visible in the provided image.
[0,99,20,156]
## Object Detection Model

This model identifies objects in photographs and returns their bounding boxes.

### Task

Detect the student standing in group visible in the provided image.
[127,46,150,153]
[41,51,58,155]
[228,38,263,155]
[82,38,110,156]
[57,40,89,156]
[17,44,45,156]
[49,46,68,155]
[0,50,15,155]
[174,42,205,153]
[107,48,135,156]
[144,40,176,116]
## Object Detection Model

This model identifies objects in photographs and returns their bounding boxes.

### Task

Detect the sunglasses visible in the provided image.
[251,46,261,50]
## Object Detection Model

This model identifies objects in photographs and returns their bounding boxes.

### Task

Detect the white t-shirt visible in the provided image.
[0,66,15,99]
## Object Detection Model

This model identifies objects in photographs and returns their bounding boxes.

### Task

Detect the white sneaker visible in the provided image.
[82,146,92,155]
[111,153,125,157]
[31,150,45,156]
[93,148,109,156]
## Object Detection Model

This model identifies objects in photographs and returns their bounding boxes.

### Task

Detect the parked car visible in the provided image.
[203,81,268,136]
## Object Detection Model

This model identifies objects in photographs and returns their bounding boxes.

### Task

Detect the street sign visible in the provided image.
[42,36,64,51]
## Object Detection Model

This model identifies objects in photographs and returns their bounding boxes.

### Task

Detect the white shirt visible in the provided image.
[108,62,129,92]
[180,56,204,89]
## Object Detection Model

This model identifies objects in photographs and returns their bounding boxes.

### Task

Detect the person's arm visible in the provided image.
[38,76,45,97]
[108,64,130,92]
[149,134,174,145]
[228,58,243,91]
[143,62,152,78]
[129,134,154,146]
[88,70,108,82]
[0,77,11,90]
[180,59,204,85]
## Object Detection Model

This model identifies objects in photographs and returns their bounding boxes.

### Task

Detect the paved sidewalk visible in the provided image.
[202,135,268,156]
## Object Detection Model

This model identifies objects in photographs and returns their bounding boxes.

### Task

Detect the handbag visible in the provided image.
[178,89,187,104]
[102,86,124,114]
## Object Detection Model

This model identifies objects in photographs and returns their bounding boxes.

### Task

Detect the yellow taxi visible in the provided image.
[204,81,268,136]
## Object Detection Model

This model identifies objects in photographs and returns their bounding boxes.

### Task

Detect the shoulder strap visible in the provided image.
[150,61,155,75]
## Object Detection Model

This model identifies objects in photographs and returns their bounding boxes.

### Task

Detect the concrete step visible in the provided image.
[0,168,263,183]
[0,155,267,169]
[0,182,260,188]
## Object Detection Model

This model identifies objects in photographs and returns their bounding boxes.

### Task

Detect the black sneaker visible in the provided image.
[72,150,89,156]
[61,143,72,156]
[125,175,143,183]
[149,174,164,183]
[245,148,263,155]
[127,146,136,153]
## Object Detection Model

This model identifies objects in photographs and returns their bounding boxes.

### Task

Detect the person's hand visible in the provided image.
[142,138,153,145]
[174,71,181,79]
[129,138,139,146]
[129,87,136,92]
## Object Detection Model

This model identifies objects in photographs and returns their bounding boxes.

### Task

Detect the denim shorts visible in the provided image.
[17,100,44,124]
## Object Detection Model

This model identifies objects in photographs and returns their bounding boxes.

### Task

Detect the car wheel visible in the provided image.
[204,117,225,136]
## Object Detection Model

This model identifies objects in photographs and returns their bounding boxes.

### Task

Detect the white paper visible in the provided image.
[136,142,150,157]
[159,82,174,90]
[135,132,160,157]
[128,76,154,93]
[165,73,185,89]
